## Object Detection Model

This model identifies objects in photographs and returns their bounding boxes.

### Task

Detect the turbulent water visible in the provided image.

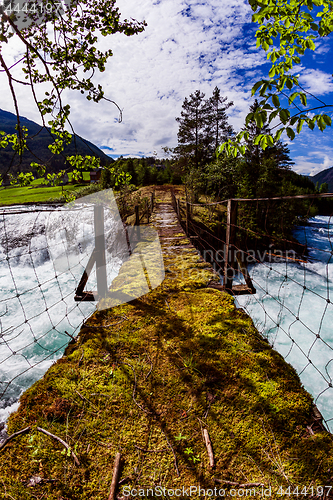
[0,203,121,424]
[235,216,333,430]
[1,205,333,431]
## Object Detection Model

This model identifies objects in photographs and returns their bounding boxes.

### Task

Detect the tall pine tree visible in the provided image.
[203,87,234,156]
[175,88,233,170]
[175,90,206,170]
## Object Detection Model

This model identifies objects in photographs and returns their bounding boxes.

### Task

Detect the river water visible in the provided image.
[0,202,121,423]
[235,216,333,430]
[0,193,164,427]
[1,206,333,430]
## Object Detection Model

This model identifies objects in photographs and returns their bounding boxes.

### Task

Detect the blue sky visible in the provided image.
[1,0,333,176]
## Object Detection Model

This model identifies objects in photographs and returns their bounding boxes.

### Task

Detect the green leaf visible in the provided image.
[288,92,299,104]
[299,93,307,106]
[272,94,280,107]
[307,118,315,130]
[274,128,284,141]
[306,38,316,50]
[296,119,305,134]
[251,81,264,96]
[260,135,268,149]
[254,113,264,128]
[279,109,290,124]
[285,78,293,90]
[323,114,332,126]
[268,110,279,123]
[286,127,295,140]
[317,115,326,131]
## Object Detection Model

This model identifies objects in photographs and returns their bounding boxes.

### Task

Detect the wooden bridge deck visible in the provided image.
[150,188,255,296]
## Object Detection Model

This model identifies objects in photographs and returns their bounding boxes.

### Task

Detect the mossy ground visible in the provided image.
[1,189,333,499]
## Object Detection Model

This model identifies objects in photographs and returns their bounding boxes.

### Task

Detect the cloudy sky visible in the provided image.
[1,0,333,176]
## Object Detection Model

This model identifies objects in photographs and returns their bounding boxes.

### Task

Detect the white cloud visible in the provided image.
[299,68,333,96]
[1,0,332,167]
[293,151,333,176]
[1,0,266,157]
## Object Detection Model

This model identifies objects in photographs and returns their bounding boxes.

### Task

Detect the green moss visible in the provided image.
[1,203,333,499]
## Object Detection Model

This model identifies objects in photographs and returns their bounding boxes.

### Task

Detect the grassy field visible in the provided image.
[0,176,90,206]
[0,183,87,206]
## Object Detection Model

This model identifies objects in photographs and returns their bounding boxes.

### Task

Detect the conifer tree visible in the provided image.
[175,88,233,170]
[175,90,206,170]
[203,86,234,155]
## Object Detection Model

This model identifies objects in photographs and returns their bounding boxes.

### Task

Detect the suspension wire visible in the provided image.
[176,194,333,431]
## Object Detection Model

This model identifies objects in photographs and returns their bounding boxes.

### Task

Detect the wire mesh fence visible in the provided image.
[172,191,333,431]
[0,189,163,426]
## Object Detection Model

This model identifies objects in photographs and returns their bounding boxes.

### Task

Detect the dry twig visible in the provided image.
[161,429,179,477]
[36,427,80,466]
[0,426,31,452]
[203,428,215,468]
[214,479,264,487]
[108,452,122,500]
[122,362,150,414]
[135,445,169,453]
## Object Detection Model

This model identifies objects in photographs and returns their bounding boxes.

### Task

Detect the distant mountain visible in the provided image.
[0,109,113,178]
[311,167,333,192]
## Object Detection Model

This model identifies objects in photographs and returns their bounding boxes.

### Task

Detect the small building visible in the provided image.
[61,172,69,185]
[90,168,102,183]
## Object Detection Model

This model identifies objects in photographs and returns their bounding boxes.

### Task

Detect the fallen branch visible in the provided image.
[214,479,264,487]
[162,429,179,477]
[36,427,80,466]
[144,353,153,381]
[118,476,130,486]
[122,362,150,414]
[0,426,31,451]
[203,428,215,468]
[75,389,96,408]
[108,452,122,500]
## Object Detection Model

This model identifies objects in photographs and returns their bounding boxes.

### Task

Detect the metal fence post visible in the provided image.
[94,204,108,298]
[177,199,180,220]
[135,205,140,225]
[186,202,190,235]
[223,199,237,291]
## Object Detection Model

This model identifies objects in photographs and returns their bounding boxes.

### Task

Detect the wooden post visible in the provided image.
[171,188,175,208]
[223,199,237,291]
[135,205,140,225]
[146,199,149,223]
[177,199,180,220]
[235,250,256,294]
[94,204,108,298]
[151,192,154,212]
[186,202,190,235]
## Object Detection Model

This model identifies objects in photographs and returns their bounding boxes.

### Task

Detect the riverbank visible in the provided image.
[1,187,333,499]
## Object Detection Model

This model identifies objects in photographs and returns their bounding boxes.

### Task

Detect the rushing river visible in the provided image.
[0,191,164,427]
[0,201,121,424]
[1,203,333,430]
[235,216,333,430]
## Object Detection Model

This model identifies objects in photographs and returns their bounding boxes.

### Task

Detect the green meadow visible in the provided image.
[0,174,91,206]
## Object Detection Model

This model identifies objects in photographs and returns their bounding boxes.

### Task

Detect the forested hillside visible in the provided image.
[311,167,333,192]
[0,109,113,177]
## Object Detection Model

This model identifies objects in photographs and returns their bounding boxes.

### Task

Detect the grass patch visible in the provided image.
[0,184,86,206]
